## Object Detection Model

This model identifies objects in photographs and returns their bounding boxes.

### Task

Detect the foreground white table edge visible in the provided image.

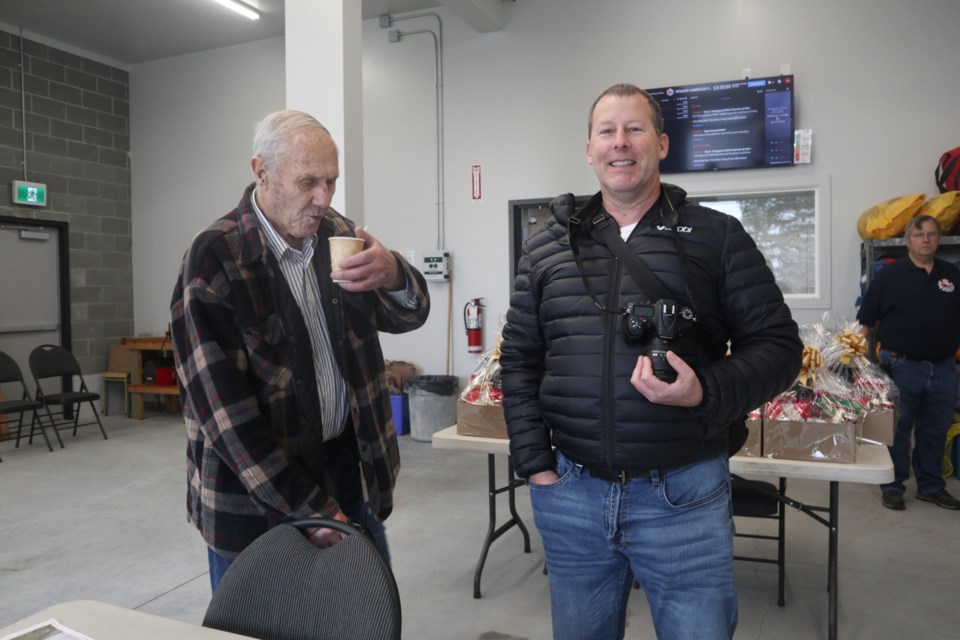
[729,442,893,484]
[0,600,253,639]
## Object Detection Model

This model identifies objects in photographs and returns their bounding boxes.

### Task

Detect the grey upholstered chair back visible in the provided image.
[202,519,401,640]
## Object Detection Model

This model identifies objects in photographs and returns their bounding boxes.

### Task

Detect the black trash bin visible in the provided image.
[407,375,459,442]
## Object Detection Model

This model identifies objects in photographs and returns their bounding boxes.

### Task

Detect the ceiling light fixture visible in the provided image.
[209,0,261,21]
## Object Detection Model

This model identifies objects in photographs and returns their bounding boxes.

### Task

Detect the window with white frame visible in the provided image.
[689,188,819,298]
[510,185,828,311]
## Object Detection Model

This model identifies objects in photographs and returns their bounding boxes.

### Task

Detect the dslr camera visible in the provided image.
[623,299,695,383]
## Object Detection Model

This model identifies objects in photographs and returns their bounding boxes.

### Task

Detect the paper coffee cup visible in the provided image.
[329,236,365,283]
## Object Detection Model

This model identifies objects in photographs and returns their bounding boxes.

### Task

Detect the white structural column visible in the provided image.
[284,0,363,224]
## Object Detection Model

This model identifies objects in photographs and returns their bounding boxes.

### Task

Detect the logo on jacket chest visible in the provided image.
[939,278,955,293]
[656,225,693,233]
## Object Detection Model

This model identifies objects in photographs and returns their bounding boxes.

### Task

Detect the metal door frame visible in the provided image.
[0,215,71,350]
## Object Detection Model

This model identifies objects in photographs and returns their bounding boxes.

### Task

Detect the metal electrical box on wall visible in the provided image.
[422,250,451,281]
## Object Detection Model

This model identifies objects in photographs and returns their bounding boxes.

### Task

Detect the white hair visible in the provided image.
[252,110,336,175]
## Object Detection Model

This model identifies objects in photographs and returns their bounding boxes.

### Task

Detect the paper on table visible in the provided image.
[0,618,95,640]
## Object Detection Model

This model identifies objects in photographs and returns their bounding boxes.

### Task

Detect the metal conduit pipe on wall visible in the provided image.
[380,12,445,251]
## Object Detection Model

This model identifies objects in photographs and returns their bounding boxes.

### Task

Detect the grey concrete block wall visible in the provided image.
[0,28,132,374]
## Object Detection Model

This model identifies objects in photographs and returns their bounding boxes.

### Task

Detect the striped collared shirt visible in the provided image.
[251,190,349,440]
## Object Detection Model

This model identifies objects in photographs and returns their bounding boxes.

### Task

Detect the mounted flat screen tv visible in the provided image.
[645,74,795,174]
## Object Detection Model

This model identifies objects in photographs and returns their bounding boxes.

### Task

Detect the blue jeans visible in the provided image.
[879,350,958,495]
[530,450,737,640]
[208,503,389,592]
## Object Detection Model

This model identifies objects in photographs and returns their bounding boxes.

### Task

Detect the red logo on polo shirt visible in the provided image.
[939,278,955,293]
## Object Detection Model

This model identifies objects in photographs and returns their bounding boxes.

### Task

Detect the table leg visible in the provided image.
[777,477,787,607]
[472,453,531,599]
[130,349,145,420]
[828,480,839,640]
[733,473,838,629]
[507,457,531,553]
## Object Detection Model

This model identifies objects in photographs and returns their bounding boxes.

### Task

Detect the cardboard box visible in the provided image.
[733,418,762,457]
[456,399,508,439]
[390,393,409,436]
[860,410,894,446]
[763,419,856,464]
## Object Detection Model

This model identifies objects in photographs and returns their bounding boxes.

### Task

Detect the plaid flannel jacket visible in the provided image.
[171,184,429,557]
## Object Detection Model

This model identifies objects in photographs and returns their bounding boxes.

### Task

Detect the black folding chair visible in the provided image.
[732,474,787,606]
[0,350,61,459]
[29,344,108,442]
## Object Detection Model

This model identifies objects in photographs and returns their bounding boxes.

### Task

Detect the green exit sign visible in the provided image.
[12,180,48,207]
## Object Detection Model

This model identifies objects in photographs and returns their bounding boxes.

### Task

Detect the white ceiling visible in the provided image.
[0,0,449,66]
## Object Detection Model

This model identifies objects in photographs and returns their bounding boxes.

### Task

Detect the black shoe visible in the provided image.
[916,489,960,510]
[881,489,905,510]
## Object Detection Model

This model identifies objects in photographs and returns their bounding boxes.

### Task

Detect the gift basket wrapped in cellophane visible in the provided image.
[761,322,865,463]
[818,311,898,446]
[456,334,508,438]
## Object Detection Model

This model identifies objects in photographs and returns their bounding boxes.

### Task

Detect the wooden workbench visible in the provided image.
[124,336,179,419]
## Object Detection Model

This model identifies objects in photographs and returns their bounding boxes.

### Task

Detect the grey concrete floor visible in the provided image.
[2,408,959,639]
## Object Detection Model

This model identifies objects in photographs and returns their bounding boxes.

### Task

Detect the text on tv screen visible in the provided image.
[646,75,795,173]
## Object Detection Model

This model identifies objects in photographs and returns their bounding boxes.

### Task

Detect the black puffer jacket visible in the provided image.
[500,184,802,478]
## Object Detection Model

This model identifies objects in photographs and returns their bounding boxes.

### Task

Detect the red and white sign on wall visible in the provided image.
[471,164,482,200]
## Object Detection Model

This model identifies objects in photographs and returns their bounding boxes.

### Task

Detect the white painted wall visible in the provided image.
[129,37,285,335]
[130,0,960,383]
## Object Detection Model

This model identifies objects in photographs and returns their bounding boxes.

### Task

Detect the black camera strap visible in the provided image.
[592,213,672,302]
[570,191,742,447]
[568,191,697,319]
[568,191,722,364]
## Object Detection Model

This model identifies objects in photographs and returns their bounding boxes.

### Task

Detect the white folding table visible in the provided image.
[433,424,894,640]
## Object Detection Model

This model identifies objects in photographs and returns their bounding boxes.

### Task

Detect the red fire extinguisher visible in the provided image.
[464,298,484,354]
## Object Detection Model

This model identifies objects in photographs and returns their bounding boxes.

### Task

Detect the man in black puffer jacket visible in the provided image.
[500,83,802,640]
